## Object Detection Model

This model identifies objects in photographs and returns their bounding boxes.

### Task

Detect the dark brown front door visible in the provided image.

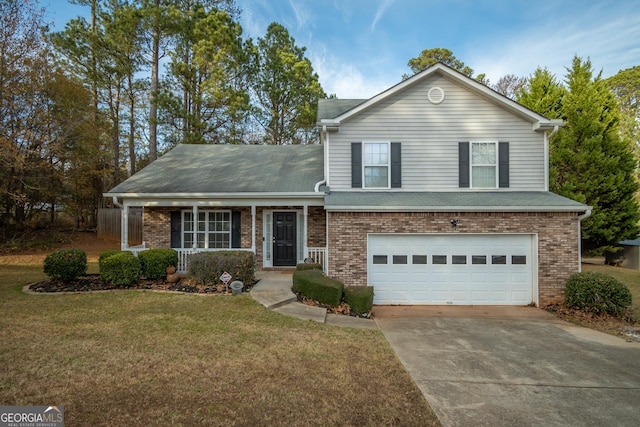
[273,212,296,266]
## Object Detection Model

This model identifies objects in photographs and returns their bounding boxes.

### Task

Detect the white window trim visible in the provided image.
[362,141,391,189]
[470,141,498,189]
[182,209,232,249]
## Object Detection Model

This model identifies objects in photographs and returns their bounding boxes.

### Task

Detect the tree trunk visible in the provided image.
[148,0,159,161]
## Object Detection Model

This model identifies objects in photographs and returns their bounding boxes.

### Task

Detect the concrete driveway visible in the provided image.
[374,306,640,427]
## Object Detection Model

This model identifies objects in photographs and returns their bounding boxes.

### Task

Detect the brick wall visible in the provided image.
[327,211,580,306]
[143,207,172,248]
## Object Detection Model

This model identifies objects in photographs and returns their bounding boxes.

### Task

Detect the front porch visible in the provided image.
[120,202,327,274]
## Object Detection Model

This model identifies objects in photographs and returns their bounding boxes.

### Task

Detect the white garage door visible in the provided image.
[369,234,535,305]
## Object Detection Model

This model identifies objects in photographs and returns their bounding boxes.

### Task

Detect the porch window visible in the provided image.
[183,211,231,249]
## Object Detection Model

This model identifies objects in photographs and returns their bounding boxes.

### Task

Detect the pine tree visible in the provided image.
[251,23,325,145]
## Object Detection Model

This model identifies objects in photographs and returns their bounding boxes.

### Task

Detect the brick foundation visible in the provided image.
[327,211,580,306]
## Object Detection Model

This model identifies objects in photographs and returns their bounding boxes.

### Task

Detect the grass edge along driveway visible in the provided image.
[0,263,439,427]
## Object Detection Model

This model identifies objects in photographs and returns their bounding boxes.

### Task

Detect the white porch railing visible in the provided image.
[126,246,253,274]
[172,249,254,273]
[126,246,327,275]
[307,247,328,274]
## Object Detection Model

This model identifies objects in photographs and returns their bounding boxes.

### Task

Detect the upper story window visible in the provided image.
[183,210,231,249]
[459,141,509,189]
[363,142,390,188]
[471,142,497,188]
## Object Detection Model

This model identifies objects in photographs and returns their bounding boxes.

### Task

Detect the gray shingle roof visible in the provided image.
[317,99,366,121]
[107,144,324,194]
[324,191,589,212]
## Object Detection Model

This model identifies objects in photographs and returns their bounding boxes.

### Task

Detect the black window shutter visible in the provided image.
[351,142,362,188]
[458,142,470,188]
[231,211,241,248]
[391,142,401,188]
[170,211,181,248]
[499,142,510,188]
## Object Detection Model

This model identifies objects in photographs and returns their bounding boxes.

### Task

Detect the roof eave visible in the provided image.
[533,120,565,132]
[105,192,325,199]
[324,205,591,213]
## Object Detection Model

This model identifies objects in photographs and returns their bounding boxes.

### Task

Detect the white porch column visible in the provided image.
[303,205,308,260]
[121,204,129,250]
[251,205,256,252]
[192,205,198,249]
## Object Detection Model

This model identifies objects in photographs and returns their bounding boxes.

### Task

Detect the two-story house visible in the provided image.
[105,63,590,306]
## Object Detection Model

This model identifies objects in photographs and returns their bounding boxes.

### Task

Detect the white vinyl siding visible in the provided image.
[328,74,545,191]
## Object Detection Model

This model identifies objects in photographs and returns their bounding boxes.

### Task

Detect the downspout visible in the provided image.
[112,196,122,208]
[314,125,328,192]
[544,125,559,192]
[577,207,593,272]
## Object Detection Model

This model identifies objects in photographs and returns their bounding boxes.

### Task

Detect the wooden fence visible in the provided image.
[97,208,143,245]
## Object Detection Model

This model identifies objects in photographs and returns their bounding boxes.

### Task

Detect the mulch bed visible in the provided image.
[28,274,251,294]
[293,290,373,319]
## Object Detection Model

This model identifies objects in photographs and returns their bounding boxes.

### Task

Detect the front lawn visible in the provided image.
[0,260,438,426]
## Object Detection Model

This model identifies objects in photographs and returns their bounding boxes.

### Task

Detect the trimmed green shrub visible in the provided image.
[296,262,323,271]
[293,269,344,307]
[343,286,374,314]
[100,251,140,286]
[138,248,179,279]
[98,250,122,271]
[188,251,255,285]
[43,249,87,281]
[565,271,632,315]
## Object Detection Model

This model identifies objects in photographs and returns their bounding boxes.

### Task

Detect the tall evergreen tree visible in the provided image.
[606,66,640,167]
[251,22,325,145]
[520,57,640,250]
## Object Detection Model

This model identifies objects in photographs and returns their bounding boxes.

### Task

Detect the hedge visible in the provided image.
[296,263,323,271]
[43,249,87,281]
[138,248,179,279]
[98,250,122,271]
[565,271,632,315]
[187,251,255,285]
[292,269,344,307]
[100,251,140,286]
[343,286,374,314]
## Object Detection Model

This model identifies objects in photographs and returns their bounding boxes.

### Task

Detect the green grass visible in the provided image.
[582,263,640,321]
[0,261,439,426]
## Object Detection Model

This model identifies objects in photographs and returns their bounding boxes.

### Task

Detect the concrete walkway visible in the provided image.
[250,271,377,329]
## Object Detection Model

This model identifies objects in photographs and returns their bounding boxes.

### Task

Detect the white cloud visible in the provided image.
[371,0,395,32]
[288,0,313,31]
[468,4,640,83]
[310,49,396,99]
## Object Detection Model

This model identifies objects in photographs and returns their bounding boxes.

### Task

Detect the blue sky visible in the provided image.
[49,0,640,99]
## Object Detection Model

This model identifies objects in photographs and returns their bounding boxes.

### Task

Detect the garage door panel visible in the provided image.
[369,234,534,305]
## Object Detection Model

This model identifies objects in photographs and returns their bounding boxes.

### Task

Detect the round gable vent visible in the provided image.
[427,87,445,104]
